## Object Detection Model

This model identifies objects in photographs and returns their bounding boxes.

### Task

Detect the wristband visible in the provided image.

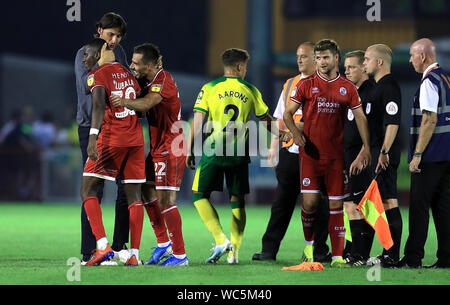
[413,151,422,157]
[89,128,99,136]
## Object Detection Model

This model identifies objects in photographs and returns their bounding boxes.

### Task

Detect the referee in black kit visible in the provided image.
[342,50,376,265]
[362,44,403,268]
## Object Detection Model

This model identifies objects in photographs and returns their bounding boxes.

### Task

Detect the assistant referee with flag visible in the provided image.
[362,44,403,268]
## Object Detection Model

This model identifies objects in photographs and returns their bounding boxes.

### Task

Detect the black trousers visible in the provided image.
[261,148,329,257]
[78,126,129,256]
[404,160,450,264]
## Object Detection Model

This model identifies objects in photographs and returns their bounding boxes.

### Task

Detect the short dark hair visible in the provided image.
[344,50,365,66]
[133,43,160,65]
[221,48,250,67]
[85,38,107,53]
[96,12,127,37]
[314,39,340,57]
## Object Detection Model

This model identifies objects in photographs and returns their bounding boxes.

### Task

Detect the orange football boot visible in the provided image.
[84,244,114,266]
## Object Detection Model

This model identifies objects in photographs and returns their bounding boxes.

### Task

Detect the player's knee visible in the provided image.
[141,184,156,203]
[344,201,360,219]
[158,199,170,209]
[122,183,142,204]
[157,190,176,209]
[80,177,101,201]
[302,199,318,212]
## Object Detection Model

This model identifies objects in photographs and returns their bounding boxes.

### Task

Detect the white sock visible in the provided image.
[158,241,171,248]
[174,254,186,259]
[97,237,108,251]
[130,248,140,261]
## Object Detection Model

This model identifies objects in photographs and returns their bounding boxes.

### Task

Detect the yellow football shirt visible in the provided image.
[193,76,269,165]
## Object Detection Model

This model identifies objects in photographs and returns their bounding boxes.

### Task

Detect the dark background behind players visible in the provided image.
[0,0,449,205]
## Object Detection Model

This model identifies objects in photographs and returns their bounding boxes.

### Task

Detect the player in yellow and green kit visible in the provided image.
[186,48,280,264]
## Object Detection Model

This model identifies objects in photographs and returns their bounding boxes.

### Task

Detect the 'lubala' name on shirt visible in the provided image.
[113,78,135,90]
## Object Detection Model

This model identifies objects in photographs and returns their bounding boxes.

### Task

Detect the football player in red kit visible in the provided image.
[284,39,371,267]
[111,43,188,266]
[80,38,146,266]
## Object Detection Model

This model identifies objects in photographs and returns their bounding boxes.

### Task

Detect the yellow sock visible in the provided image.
[194,198,226,244]
[230,207,246,252]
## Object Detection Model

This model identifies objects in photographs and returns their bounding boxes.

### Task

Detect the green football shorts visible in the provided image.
[192,156,250,196]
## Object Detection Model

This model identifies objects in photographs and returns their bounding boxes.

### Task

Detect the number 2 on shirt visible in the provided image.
[223,104,240,131]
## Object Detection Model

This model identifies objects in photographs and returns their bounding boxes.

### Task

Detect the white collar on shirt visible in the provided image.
[422,62,438,79]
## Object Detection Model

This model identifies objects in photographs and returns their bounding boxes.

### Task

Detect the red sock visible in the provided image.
[144,199,170,244]
[129,202,144,250]
[301,207,316,243]
[328,208,345,258]
[162,204,185,256]
[83,196,106,241]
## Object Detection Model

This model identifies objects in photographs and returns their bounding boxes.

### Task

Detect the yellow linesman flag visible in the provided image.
[357,179,393,250]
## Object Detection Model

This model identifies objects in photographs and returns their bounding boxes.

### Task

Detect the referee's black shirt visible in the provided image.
[368,73,402,163]
[344,78,376,151]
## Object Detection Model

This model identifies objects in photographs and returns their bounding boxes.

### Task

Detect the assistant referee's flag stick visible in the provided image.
[356,168,394,250]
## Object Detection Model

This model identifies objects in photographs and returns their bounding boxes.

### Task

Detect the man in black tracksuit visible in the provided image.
[342,50,376,265]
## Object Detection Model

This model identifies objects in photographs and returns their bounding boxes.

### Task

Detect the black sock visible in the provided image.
[343,240,352,258]
[360,220,375,260]
[349,219,364,257]
[383,207,402,261]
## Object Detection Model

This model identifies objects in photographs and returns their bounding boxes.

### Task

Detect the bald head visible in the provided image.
[409,38,437,73]
[363,44,393,81]
[367,44,393,66]
[411,38,436,60]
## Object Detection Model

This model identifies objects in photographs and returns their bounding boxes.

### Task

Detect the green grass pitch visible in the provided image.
[0,203,448,285]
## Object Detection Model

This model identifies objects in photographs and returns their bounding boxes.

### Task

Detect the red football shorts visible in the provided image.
[83,144,146,183]
[299,153,349,200]
[153,153,186,191]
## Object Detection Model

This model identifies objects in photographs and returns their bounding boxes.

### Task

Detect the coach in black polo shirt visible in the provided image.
[363,44,403,268]
[342,50,376,265]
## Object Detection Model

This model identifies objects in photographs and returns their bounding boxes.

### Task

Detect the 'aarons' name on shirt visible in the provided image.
[218,90,248,103]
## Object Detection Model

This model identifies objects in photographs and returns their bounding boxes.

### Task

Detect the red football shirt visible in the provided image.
[145,69,184,158]
[88,62,143,147]
[290,71,361,159]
